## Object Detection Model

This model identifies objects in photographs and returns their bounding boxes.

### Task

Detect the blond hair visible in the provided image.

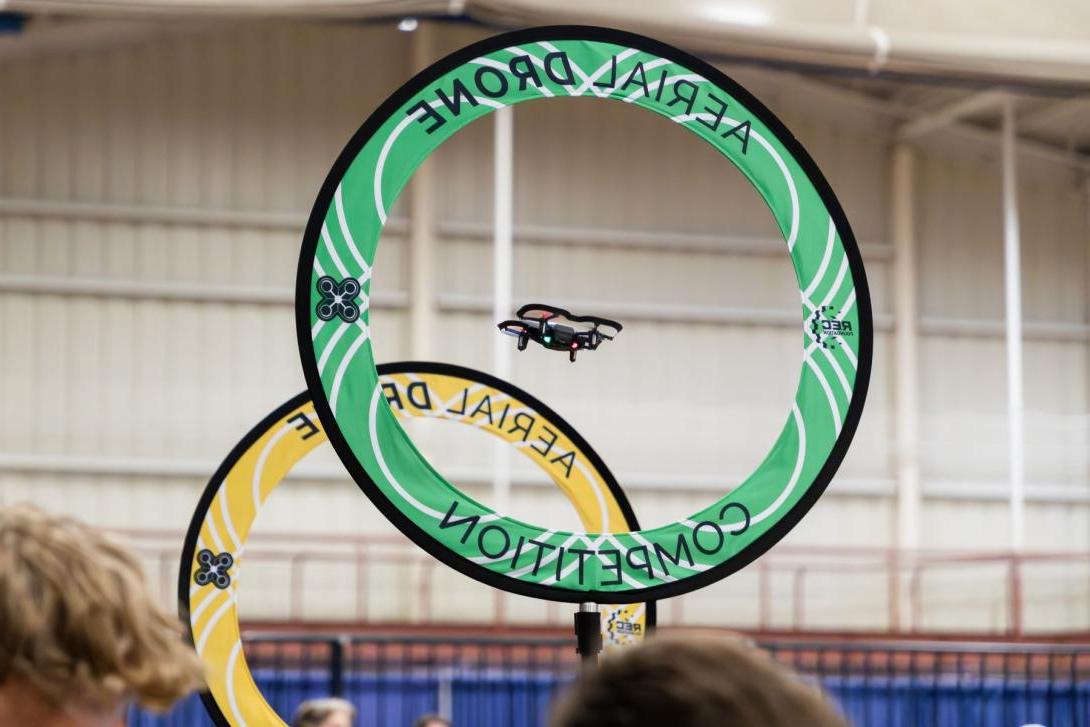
[550,632,848,727]
[291,697,357,727]
[0,504,204,713]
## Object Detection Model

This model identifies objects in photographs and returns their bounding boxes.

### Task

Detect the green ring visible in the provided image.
[295,26,872,602]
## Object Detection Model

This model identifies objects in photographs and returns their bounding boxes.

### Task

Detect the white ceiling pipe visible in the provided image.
[471,0,1090,88]
[0,0,456,18]
[4,0,1090,88]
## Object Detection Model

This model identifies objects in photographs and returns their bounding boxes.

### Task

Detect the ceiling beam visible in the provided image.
[0,17,202,61]
[897,89,1008,140]
[1018,96,1090,132]
[741,70,1090,170]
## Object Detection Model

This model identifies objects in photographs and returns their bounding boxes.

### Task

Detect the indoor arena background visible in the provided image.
[0,3,1087,726]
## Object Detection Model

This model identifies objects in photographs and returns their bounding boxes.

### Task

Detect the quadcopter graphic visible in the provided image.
[498,303,623,362]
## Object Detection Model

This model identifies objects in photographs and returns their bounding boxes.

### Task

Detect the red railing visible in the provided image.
[124,528,1090,637]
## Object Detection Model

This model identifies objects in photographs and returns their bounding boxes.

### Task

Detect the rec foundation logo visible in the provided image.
[809,305,853,349]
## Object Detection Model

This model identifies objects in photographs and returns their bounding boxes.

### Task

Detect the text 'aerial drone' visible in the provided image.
[498,303,623,362]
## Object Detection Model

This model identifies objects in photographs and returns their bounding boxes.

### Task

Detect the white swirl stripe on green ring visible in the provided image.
[296,26,871,602]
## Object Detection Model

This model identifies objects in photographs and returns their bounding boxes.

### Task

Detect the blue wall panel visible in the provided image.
[131,671,1089,727]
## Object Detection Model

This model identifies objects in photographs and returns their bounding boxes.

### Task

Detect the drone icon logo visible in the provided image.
[193,549,234,590]
[315,276,362,323]
[809,305,853,349]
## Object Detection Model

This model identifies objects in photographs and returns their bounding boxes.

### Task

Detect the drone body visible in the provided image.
[498,304,623,362]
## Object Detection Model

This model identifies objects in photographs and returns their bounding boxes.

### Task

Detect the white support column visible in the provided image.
[891,143,921,554]
[491,106,515,511]
[492,106,515,380]
[1085,176,1090,496]
[1001,97,1026,551]
[889,142,920,632]
[409,23,437,361]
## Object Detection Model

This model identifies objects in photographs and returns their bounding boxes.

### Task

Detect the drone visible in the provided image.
[498,303,623,362]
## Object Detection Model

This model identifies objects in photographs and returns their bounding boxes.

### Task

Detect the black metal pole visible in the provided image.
[574,602,602,668]
[329,637,345,697]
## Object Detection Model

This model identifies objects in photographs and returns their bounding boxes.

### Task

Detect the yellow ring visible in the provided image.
[181,364,652,726]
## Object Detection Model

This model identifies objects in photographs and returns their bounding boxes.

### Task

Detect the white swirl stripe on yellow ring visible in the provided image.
[180,364,654,727]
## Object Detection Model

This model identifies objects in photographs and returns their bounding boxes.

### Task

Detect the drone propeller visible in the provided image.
[497,320,533,336]
[593,320,622,340]
[516,303,567,321]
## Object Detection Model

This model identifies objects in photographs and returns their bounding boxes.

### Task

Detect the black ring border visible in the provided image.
[293,25,873,604]
[179,365,657,726]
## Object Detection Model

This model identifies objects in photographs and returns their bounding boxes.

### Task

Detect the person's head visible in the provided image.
[0,503,205,727]
[414,715,452,727]
[550,632,848,727]
[291,697,357,727]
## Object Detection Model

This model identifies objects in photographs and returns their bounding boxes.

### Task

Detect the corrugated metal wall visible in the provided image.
[0,21,1086,629]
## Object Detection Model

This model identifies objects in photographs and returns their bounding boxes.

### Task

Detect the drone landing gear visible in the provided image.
[518,332,529,351]
[569,349,577,363]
